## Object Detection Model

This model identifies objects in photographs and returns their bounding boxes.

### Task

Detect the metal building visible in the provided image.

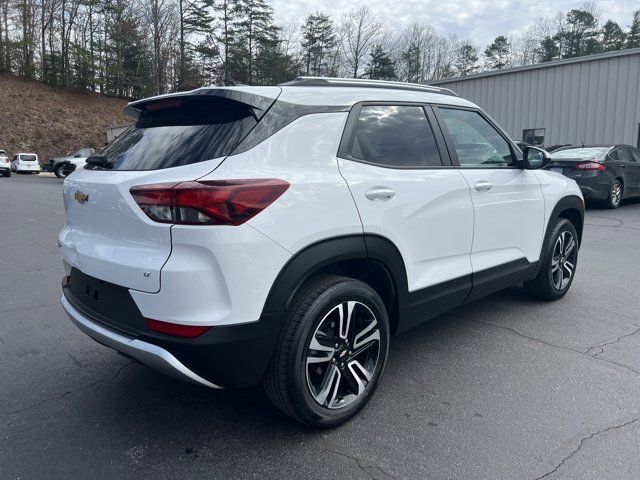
[430,48,640,150]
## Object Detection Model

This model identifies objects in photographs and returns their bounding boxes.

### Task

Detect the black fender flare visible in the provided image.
[260,234,408,316]
[545,195,584,244]
[533,195,584,277]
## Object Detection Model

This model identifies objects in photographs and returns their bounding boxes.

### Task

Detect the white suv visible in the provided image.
[0,150,10,177]
[60,78,584,427]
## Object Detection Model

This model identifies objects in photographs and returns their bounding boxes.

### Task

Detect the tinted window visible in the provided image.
[439,108,515,167]
[98,97,257,171]
[610,148,632,162]
[630,147,640,162]
[350,105,442,167]
[20,154,37,161]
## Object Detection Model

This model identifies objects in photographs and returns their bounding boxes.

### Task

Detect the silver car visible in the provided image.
[48,148,95,178]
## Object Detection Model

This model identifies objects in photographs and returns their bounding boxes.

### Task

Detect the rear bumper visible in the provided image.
[574,177,610,201]
[61,294,222,388]
[61,274,284,388]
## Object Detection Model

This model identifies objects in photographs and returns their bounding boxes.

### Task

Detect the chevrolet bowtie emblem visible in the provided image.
[74,191,89,204]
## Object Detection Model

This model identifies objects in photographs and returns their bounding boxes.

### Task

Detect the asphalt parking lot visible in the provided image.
[2,173,640,479]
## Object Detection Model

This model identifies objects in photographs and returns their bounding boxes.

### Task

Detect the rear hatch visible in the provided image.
[59,87,280,293]
[19,154,39,168]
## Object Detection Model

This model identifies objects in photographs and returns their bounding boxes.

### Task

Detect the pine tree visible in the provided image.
[536,36,560,62]
[601,20,627,52]
[484,36,510,70]
[628,10,640,48]
[233,0,278,84]
[214,0,240,84]
[300,12,336,77]
[561,9,598,58]
[454,43,478,76]
[364,44,395,80]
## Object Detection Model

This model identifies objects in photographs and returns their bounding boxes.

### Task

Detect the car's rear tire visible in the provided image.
[264,275,390,428]
[606,180,622,209]
[524,218,578,300]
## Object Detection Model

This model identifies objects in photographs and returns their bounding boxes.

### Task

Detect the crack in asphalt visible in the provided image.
[3,361,136,418]
[584,324,640,356]
[321,436,398,480]
[472,320,640,376]
[19,230,59,256]
[534,417,640,479]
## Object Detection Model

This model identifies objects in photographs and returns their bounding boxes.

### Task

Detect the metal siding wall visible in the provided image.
[434,52,640,147]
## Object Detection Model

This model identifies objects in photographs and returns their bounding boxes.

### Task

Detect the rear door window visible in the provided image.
[98,97,258,171]
[610,148,632,163]
[20,154,37,162]
[349,105,443,167]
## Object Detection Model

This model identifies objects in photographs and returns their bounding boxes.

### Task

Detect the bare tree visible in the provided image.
[340,5,381,78]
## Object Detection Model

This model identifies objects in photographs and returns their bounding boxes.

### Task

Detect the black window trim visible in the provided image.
[337,101,454,170]
[431,104,523,170]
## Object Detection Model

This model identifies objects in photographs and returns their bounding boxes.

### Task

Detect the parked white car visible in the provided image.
[60,78,584,427]
[11,153,40,173]
[0,149,10,177]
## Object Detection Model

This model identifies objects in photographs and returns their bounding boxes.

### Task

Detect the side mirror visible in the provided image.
[523,146,550,170]
[74,153,82,158]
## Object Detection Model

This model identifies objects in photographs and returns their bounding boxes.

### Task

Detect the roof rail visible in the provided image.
[279,76,458,97]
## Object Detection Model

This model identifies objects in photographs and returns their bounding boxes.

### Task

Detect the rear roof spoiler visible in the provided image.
[124,88,281,119]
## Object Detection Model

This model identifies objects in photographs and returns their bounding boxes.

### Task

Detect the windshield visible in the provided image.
[550,147,609,160]
[97,96,257,171]
[20,154,37,162]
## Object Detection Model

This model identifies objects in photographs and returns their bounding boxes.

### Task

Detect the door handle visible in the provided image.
[365,187,396,201]
[474,181,494,192]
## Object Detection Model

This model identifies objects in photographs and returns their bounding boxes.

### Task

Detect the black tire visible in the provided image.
[524,218,579,300]
[264,275,390,428]
[605,180,623,209]
[54,164,67,178]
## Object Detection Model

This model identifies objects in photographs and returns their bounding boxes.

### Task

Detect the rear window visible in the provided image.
[98,97,258,171]
[551,147,609,160]
[20,154,37,161]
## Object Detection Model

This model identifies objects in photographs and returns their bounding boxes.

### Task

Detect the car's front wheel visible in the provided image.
[264,275,390,427]
[525,218,578,300]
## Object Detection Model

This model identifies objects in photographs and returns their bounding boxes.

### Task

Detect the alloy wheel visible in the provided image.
[305,301,381,410]
[610,182,622,207]
[551,230,577,290]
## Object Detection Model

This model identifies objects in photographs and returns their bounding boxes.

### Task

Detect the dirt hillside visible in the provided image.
[0,74,130,161]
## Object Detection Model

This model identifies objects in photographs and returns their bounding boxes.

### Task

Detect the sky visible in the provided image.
[270,0,639,47]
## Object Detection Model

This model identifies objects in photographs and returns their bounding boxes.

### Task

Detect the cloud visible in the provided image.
[271,0,639,46]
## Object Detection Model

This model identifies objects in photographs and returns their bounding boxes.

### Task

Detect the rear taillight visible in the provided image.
[130,179,289,226]
[574,161,605,171]
[146,318,210,338]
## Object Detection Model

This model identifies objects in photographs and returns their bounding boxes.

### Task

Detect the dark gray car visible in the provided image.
[547,145,640,208]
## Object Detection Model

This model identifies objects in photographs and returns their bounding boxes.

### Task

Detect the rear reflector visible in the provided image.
[146,318,210,338]
[574,161,605,171]
[130,179,289,226]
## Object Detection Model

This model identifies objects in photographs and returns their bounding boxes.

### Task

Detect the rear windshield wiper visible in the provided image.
[85,153,113,170]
